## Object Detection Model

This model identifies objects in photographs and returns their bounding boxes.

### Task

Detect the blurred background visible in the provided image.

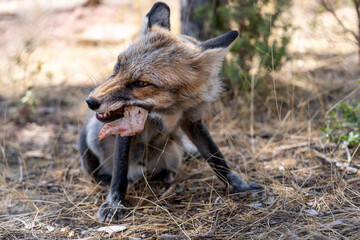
[1,0,360,239]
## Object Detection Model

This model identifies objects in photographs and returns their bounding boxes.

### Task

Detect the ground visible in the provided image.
[1,0,360,239]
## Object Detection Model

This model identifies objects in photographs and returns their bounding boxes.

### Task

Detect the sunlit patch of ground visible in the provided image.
[1,0,360,239]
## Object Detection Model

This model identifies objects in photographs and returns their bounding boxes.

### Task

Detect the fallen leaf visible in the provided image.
[60,226,70,233]
[68,230,75,238]
[97,225,127,235]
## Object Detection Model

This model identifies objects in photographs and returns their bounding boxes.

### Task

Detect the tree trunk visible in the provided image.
[353,0,360,65]
[180,0,208,40]
[83,0,100,7]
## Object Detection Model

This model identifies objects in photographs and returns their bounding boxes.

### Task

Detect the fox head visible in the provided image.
[86,2,238,121]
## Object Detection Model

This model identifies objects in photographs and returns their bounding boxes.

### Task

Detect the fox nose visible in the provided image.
[86,97,100,110]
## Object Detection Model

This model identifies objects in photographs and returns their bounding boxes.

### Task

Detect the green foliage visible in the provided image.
[13,40,43,115]
[195,0,292,90]
[320,97,360,148]
[19,86,37,112]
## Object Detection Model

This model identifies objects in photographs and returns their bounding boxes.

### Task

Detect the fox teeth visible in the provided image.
[104,111,110,117]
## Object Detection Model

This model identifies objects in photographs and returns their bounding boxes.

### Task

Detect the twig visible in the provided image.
[325,85,360,116]
[313,149,358,174]
[160,184,176,199]
[346,177,360,184]
[318,208,360,217]
[157,234,185,239]
[289,176,309,196]
[344,143,352,164]
[340,225,360,235]
[351,143,360,160]
[273,142,311,154]
[312,142,337,152]
[331,138,342,155]
[320,0,360,44]
[250,55,259,155]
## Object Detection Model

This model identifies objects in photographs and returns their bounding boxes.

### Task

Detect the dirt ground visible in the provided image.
[1,0,360,239]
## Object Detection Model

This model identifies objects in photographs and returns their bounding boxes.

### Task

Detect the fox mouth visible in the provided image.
[96,107,125,123]
[95,105,149,141]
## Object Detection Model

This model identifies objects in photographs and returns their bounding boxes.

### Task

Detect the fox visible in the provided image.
[78,2,262,222]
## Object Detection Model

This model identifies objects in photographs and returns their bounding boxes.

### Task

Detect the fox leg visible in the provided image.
[181,119,262,193]
[97,135,131,222]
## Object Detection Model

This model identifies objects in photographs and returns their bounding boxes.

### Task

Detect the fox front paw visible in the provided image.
[226,172,263,193]
[97,198,126,222]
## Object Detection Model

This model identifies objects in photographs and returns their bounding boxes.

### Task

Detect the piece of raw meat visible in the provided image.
[98,106,148,140]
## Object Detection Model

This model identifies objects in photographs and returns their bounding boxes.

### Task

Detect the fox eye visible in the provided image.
[133,80,150,88]
[113,62,120,75]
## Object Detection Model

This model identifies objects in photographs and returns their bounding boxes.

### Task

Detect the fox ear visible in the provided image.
[193,48,228,75]
[199,30,238,50]
[193,31,239,74]
[145,2,171,31]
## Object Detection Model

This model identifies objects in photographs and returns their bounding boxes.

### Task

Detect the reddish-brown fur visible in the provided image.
[89,26,226,115]
[78,2,253,223]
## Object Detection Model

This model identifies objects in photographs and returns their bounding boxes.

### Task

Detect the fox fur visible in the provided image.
[78,2,261,222]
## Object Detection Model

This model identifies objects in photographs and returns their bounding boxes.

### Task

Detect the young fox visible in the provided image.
[78,2,261,222]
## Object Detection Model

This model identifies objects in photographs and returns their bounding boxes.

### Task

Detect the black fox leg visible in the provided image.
[181,119,260,193]
[97,135,131,222]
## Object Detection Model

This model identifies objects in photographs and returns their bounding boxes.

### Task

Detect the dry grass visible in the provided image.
[1,0,360,239]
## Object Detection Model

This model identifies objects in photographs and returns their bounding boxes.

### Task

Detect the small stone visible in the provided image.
[265,196,275,205]
[249,202,263,208]
[305,209,318,216]
[45,225,55,232]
